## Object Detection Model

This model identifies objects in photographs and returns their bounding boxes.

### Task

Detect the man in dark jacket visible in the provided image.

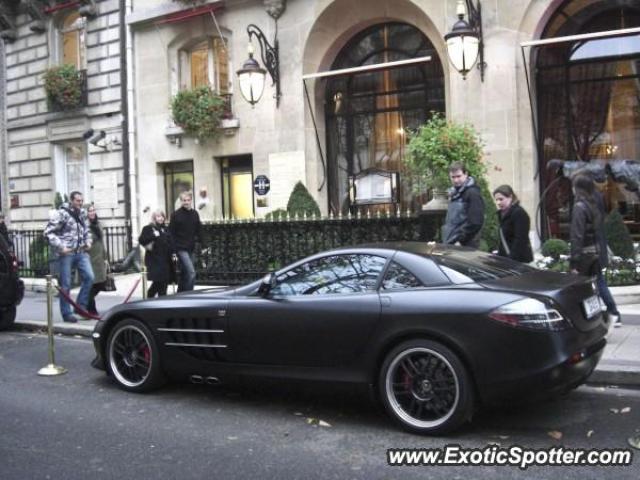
[169,191,202,292]
[442,162,485,248]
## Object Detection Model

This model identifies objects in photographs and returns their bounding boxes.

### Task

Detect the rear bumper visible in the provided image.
[479,338,606,405]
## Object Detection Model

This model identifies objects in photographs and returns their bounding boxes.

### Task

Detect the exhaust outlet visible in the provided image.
[206,376,221,385]
[190,375,204,384]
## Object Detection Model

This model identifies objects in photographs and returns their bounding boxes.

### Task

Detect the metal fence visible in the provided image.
[9,225,131,278]
[195,211,445,285]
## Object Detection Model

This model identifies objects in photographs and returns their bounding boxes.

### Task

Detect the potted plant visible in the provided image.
[170,86,226,143]
[405,114,498,250]
[43,64,84,111]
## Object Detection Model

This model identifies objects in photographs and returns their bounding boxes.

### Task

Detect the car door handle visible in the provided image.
[380,296,392,308]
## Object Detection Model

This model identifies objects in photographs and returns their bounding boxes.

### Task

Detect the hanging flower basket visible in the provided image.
[170,86,226,143]
[43,64,84,111]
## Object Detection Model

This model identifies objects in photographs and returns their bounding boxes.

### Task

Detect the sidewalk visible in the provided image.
[10,275,640,388]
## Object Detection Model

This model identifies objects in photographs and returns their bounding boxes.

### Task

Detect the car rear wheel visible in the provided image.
[0,306,17,331]
[106,319,165,392]
[379,339,475,435]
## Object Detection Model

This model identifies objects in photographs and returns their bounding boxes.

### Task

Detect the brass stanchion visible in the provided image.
[38,275,67,376]
[141,266,148,299]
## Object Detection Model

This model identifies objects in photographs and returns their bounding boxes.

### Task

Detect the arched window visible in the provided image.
[60,12,86,69]
[179,37,230,94]
[536,1,640,238]
[325,22,445,215]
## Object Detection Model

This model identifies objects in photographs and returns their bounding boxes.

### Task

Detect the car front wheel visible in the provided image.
[106,318,165,392]
[379,339,474,435]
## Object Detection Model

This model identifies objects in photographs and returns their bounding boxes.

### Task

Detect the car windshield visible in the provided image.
[431,250,537,283]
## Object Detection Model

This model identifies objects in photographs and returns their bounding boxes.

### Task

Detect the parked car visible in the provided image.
[91,242,608,434]
[0,234,24,331]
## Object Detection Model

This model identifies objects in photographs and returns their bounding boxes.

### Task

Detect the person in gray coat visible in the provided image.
[442,162,485,248]
[86,205,107,315]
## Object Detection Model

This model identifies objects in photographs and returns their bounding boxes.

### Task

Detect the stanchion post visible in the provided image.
[141,266,148,299]
[38,275,67,376]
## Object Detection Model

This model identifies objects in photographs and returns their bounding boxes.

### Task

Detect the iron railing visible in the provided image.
[8,225,131,278]
[195,211,444,285]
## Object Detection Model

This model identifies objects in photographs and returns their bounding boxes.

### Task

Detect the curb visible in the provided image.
[13,320,95,338]
[587,367,640,388]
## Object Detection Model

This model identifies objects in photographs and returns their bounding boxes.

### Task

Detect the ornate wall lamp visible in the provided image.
[236,24,281,107]
[444,0,485,81]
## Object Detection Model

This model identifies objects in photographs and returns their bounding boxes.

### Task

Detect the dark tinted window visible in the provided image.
[272,254,387,296]
[434,251,537,283]
[382,261,422,290]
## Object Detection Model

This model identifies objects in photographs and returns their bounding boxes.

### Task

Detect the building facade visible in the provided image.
[2,0,639,244]
[0,0,125,229]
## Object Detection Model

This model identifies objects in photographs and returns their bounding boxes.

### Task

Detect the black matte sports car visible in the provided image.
[91,242,608,434]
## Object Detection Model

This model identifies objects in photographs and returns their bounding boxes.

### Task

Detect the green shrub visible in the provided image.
[171,86,225,142]
[43,64,84,110]
[605,210,634,259]
[265,208,288,221]
[541,238,569,260]
[286,182,321,218]
[29,236,50,276]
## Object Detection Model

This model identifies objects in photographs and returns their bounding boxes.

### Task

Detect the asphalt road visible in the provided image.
[0,332,638,480]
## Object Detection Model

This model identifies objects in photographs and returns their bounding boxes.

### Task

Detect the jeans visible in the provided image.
[57,252,94,318]
[596,270,619,315]
[176,250,195,292]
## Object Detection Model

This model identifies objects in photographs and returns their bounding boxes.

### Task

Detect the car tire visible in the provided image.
[106,318,166,393]
[378,339,475,435]
[0,306,17,331]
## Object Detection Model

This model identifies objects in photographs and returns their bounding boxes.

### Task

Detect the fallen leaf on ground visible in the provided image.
[610,408,620,414]
[318,420,332,428]
[620,407,631,414]
[628,435,640,450]
[587,430,594,438]
[548,431,563,440]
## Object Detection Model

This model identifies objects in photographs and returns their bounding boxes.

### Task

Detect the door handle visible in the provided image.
[380,296,392,307]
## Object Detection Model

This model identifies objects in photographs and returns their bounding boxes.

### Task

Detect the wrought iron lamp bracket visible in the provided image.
[463,0,485,81]
[247,24,281,105]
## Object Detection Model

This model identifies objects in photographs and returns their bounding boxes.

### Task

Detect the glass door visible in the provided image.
[221,155,254,219]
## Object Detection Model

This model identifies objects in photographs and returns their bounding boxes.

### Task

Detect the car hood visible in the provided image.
[479,270,604,332]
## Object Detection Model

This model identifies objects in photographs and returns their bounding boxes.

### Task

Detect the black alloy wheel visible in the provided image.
[106,318,165,392]
[379,339,474,435]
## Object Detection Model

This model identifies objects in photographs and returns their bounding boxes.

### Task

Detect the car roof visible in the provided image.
[333,241,466,257]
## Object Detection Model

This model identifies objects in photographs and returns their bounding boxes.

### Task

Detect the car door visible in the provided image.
[228,253,387,367]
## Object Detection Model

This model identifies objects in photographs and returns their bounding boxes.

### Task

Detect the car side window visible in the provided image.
[382,261,423,290]
[271,254,387,296]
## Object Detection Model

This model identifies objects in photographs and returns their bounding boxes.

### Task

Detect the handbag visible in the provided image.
[103,262,117,291]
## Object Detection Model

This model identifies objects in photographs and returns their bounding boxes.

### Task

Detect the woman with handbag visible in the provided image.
[493,185,533,263]
[139,210,175,297]
[569,174,621,327]
[86,205,107,316]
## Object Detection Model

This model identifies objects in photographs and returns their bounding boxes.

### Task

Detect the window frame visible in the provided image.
[271,253,389,297]
[53,143,90,203]
[57,11,87,70]
[179,36,231,94]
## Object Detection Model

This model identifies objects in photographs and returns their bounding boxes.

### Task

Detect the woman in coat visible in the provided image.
[493,185,533,263]
[139,210,175,297]
[570,174,621,326]
[87,205,107,315]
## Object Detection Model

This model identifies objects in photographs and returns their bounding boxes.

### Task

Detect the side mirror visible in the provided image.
[258,272,277,297]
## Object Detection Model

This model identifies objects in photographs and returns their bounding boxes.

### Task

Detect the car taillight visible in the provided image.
[488,298,569,331]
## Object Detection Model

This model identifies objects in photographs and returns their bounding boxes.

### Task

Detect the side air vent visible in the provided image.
[158,317,228,361]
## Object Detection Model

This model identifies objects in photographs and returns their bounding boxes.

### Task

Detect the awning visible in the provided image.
[519,26,640,180]
[154,1,225,26]
[302,56,433,192]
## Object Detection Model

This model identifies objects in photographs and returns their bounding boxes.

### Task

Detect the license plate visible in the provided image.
[582,295,601,318]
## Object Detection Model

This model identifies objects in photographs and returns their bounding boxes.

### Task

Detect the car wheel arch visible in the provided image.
[371,331,481,404]
[100,312,148,364]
